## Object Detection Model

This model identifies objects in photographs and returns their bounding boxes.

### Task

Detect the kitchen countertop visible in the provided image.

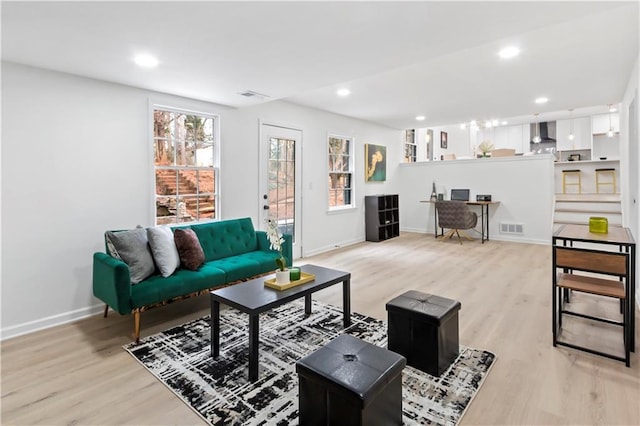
[555,159,619,165]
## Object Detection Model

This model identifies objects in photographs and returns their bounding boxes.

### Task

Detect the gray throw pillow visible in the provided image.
[105,227,156,284]
[147,225,180,277]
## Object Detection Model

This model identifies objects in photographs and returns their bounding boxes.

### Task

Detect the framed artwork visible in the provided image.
[365,144,386,182]
[440,131,448,149]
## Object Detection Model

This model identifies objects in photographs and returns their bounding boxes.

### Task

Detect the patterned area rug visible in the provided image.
[124,300,495,425]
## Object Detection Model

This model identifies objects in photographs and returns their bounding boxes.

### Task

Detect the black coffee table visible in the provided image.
[210,264,351,382]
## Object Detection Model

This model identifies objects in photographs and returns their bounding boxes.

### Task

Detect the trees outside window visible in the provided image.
[153,108,218,225]
[328,135,354,210]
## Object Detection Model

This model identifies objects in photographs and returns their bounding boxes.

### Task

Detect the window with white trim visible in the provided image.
[328,135,354,210]
[153,107,218,225]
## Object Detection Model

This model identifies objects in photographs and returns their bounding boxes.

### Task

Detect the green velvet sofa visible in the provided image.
[92,217,292,342]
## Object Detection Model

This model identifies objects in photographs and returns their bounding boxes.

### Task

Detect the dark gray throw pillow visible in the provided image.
[174,228,205,270]
[105,227,156,284]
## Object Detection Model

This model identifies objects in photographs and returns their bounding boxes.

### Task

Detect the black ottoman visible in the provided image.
[386,290,461,377]
[295,334,406,426]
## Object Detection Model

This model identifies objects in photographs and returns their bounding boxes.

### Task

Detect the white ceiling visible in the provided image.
[2,1,638,129]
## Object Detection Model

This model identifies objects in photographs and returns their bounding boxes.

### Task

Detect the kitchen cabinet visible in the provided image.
[556,116,591,150]
[479,124,528,153]
[592,112,620,135]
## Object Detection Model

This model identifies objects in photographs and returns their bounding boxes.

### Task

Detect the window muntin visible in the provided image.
[268,137,296,239]
[153,108,217,225]
[328,136,354,210]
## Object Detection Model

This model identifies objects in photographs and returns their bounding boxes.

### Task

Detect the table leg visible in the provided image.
[305,294,312,315]
[434,207,438,239]
[481,205,486,243]
[631,244,636,351]
[211,299,220,358]
[485,204,490,241]
[248,314,259,382]
[343,279,351,327]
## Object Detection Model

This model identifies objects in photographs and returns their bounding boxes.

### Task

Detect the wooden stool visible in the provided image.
[595,168,616,193]
[562,169,581,194]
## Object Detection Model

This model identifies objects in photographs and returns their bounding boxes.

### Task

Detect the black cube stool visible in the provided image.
[296,334,406,426]
[386,290,461,377]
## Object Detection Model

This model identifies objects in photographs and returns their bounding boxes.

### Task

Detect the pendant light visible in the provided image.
[568,109,575,141]
[607,104,614,137]
[532,113,541,143]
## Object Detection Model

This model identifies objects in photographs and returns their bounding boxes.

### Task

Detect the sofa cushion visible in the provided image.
[191,218,258,262]
[174,228,205,270]
[206,256,264,283]
[238,250,283,273]
[105,227,156,284]
[131,265,226,308]
[147,225,180,277]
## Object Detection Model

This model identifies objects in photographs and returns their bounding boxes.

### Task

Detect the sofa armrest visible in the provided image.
[256,230,293,267]
[92,252,132,315]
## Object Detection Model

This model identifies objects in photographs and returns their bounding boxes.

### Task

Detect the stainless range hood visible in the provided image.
[530,121,557,143]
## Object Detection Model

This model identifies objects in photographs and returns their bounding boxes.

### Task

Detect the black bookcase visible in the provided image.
[365,194,400,242]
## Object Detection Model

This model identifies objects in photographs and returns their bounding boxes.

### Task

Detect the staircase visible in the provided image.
[155,170,215,218]
[553,193,622,232]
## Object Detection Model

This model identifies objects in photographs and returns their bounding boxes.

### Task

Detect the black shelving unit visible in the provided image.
[365,194,399,242]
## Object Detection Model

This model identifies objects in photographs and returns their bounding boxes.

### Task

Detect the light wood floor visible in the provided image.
[2,233,639,425]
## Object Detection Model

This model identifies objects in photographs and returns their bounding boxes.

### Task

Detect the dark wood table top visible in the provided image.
[210,264,350,314]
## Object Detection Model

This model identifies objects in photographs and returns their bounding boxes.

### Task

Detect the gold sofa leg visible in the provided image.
[134,310,141,344]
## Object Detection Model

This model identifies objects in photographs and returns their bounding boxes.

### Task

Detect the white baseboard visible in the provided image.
[303,238,364,258]
[1,303,105,341]
[399,227,550,245]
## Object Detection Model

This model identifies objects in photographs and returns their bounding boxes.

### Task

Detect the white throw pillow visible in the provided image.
[147,225,181,277]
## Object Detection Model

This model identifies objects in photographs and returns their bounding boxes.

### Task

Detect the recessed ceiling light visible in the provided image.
[535,97,549,104]
[337,88,350,97]
[498,46,520,59]
[416,115,426,121]
[134,54,159,68]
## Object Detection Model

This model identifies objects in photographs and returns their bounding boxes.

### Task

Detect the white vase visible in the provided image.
[275,269,290,285]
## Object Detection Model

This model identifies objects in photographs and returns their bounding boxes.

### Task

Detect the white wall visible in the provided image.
[430,124,472,160]
[398,155,555,244]
[222,101,402,256]
[0,62,402,338]
[620,56,639,306]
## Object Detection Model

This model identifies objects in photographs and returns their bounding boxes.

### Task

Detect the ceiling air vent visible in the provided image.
[238,90,270,99]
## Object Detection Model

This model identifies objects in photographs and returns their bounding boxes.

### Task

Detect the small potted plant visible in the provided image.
[266,219,289,284]
[478,140,494,157]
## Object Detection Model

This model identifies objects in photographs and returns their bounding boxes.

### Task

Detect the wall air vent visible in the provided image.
[238,90,270,99]
[500,222,524,234]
